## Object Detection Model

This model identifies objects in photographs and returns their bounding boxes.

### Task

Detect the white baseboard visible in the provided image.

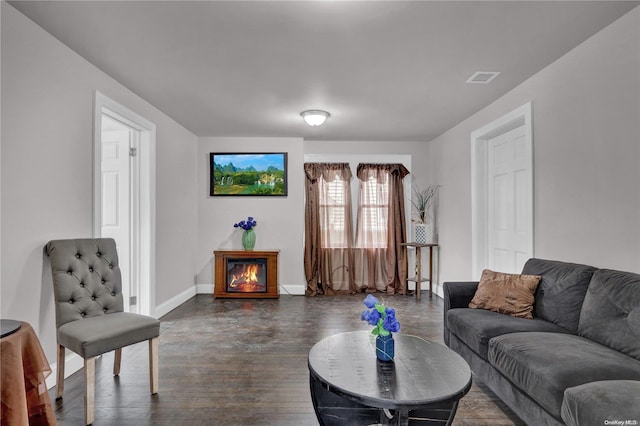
[46,352,84,390]
[195,283,213,294]
[432,283,444,298]
[279,284,305,295]
[195,283,305,296]
[154,285,196,318]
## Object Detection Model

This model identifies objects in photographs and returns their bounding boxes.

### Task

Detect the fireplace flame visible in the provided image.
[246,264,259,282]
[229,264,260,288]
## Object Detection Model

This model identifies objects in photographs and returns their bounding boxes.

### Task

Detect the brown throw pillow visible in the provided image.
[469,269,542,319]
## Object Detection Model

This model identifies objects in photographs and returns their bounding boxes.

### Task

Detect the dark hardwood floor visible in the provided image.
[49,293,524,425]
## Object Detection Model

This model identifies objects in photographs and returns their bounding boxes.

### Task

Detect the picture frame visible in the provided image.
[210,152,288,196]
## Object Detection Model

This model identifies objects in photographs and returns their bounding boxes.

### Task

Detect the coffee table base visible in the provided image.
[310,376,460,426]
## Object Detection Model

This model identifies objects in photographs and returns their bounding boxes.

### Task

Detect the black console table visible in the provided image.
[308,331,471,425]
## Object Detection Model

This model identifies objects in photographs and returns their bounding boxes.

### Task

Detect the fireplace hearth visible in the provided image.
[214,250,279,298]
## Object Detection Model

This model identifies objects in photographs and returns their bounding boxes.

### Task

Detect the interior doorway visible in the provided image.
[93,92,156,316]
[471,102,533,277]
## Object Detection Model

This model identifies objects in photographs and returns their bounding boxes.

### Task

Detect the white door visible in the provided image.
[487,126,531,273]
[94,92,155,317]
[100,115,139,313]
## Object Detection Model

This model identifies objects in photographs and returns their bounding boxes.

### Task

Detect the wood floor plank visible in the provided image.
[50,294,524,425]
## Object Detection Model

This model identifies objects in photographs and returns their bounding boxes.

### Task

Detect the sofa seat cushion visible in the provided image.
[58,311,160,358]
[561,380,640,426]
[488,332,640,420]
[447,308,569,360]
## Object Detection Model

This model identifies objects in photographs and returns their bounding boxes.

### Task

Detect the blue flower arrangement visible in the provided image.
[360,294,401,336]
[233,216,257,230]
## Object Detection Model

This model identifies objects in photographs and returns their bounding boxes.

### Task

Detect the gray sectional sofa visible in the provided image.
[443,258,640,426]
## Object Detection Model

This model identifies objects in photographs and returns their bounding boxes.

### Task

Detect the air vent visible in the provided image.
[466,71,501,84]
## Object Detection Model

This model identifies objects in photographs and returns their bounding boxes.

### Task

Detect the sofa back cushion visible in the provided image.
[578,269,640,361]
[522,258,597,334]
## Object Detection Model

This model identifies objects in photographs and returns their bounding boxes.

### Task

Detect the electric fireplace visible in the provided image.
[213,250,279,298]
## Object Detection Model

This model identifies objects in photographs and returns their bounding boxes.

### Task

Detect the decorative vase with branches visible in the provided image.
[411,185,439,244]
[411,185,438,224]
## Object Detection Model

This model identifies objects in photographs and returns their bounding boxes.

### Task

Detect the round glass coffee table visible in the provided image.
[308,331,471,426]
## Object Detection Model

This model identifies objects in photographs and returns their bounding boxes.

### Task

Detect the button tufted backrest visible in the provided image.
[46,238,124,328]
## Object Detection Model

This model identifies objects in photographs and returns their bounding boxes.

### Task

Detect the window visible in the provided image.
[319,176,350,248]
[304,159,410,295]
[356,174,390,249]
[316,168,393,249]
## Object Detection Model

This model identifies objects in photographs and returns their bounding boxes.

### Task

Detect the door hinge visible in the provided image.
[129,147,137,157]
[130,296,137,306]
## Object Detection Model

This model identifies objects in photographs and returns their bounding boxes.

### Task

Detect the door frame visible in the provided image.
[93,91,157,317]
[470,102,533,278]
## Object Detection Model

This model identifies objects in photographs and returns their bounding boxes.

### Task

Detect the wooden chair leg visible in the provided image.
[56,344,65,400]
[149,337,158,394]
[113,348,122,376]
[84,357,96,425]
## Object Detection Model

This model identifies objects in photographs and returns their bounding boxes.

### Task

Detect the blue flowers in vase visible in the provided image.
[360,294,401,336]
[233,216,257,230]
[360,294,401,362]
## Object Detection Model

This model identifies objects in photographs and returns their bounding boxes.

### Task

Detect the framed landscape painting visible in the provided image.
[210,152,288,196]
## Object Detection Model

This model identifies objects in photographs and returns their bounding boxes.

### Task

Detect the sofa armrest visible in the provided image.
[443,281,479,346]
[443,281,479,310]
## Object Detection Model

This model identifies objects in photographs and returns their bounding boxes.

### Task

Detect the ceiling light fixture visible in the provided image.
[301,110,330,127]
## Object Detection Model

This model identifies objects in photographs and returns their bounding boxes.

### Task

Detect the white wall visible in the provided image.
[429,7,640,287]
[197,137,305,293]
[1,2,198,366]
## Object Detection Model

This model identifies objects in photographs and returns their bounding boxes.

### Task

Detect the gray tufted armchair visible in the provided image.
[46,238,160,425]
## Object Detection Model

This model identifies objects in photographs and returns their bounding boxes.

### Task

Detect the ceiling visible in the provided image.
[9,1,639,141]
